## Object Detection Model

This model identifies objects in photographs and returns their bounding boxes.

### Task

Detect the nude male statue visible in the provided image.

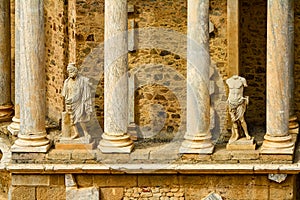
[62,63,93,139]
[226,75,251,144]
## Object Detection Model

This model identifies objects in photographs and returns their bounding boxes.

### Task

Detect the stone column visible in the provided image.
[8,0,20,135]
[0,0,13,122]
[11,0,51,152]
[98,0,134,153]
[261,0,294,154]
[288,0,299,135]
[180,0,214,154]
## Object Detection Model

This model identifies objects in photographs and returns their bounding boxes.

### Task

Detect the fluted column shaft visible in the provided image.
[0,0,13,122]
[12,0,50,152]
[180,0,214,154]
[262,0,294,153]
[98,0,133,153]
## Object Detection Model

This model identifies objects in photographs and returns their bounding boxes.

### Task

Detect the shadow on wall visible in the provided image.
[132,64,186,142]
[132,62,228,144]
[76,27,229,144]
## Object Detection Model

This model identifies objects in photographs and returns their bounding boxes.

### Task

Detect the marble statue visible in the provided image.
[226,75,252,144]
[61,63,93,139]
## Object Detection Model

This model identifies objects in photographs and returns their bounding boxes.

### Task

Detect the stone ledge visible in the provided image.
[4,163,300,174]
[12,174,50,186]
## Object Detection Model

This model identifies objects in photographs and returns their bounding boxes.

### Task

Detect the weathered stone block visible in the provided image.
[76,175,93,187]
[9,186,35,200]
[12,175,50,186]
[138,175,178,187]
[93,175,137,187]
[100,188,124,200]
[47,149,72,160]
[269,186,294,200]
[211,148,231,161]
[252,175,271,187]
[185,187,215,200]
[96,152,130,163]
[71,150,96,160]
[130,149,150,160]
[216,186,269,200]
[12,153,45,160]
[66,187,99,200]
[268,175,296,187]
[231,150,259,160]
[36,186,65,200]
[149,150,179,160]
[179,175,207,186]
[50,175,65,186]
[260,154,293,163]
[244,186,269,200]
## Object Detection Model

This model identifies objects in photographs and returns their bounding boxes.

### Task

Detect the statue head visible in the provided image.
[67,63,78,78]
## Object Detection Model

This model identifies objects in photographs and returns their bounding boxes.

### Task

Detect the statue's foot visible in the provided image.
[245,134,252,140]
[83,131,89,137]
[71,132,79,139]
[228,135,239,144]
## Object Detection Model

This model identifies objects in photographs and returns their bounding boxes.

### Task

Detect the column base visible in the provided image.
[0,104,13,122]
[261,134,295,155]
[12,133,51,153]
[7,116,20,136]
[98,133,134,154]
[11,142,52,153]
[179,134,214,154]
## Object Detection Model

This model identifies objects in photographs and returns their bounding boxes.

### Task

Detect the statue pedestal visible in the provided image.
[226,137,256,150]
[56,136,95,150]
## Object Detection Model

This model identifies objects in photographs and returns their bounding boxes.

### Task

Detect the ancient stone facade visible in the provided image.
[1,0,300,199]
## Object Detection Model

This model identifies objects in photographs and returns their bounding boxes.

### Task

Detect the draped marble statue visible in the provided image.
[226,75,252,144]
[61,63,93,139]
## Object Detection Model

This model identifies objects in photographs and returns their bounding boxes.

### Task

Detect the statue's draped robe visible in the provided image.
[62,75,92,124]
[228,97,247,122]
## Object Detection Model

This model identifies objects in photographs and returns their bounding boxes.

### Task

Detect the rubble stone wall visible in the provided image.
[293,1,300,120]
[239,0,267,126]
[44,0,69,123]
